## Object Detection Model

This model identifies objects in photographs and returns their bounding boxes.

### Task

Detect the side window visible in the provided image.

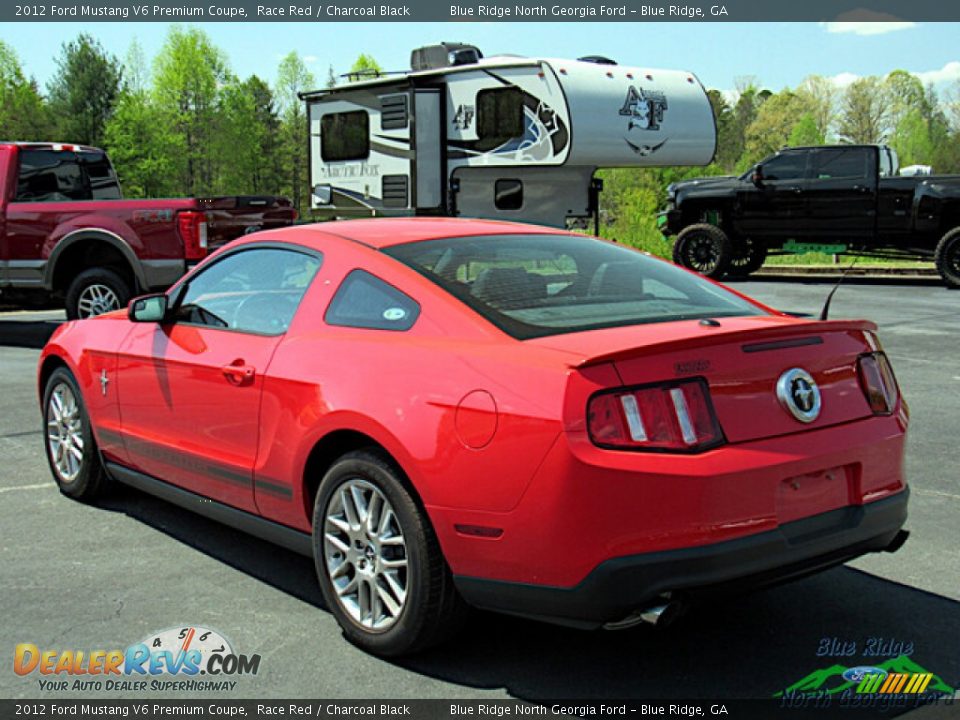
[812,149,870,181]
[325,269,420,331]
[762,152,806,182]
[174,247,321,335]
[321,111,369,162]
[80,151,122,199]
[495,179,523,210]
[16,149,91,201]
[477,87,525,148]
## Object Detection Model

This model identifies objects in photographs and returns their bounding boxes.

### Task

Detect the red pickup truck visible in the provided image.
[0,142,297,318]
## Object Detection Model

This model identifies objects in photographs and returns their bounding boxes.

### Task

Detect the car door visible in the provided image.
[735,150,809,239]
[805,146,878,242]
[115,244,322,512]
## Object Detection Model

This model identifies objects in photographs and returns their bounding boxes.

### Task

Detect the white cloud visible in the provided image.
[914,61,960,86]
[303,55,318,64]
[822,21,916,36]
[823,63,960,90]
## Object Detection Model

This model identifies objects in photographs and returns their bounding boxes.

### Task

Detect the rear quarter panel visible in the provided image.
[252,240,573,531]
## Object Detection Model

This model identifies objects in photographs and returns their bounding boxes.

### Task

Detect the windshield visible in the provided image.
[383,234,765,339]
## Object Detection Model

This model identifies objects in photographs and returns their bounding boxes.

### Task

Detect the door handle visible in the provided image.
[852,185,872,194]
[784,186,803,194]
[222,362,256,386]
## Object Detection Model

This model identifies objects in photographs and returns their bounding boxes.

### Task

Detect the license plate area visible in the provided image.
[776,464,856,526]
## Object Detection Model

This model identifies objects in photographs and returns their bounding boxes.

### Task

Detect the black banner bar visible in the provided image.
[5,0,960,22]
[2,698,958,720]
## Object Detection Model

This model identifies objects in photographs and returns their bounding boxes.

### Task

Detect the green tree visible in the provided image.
[0,41,50,139]
[214,75,283,194]
[152,26,228,195]
[788,113,825,146]
[796,75,836,140]
[837,77,888,144]
[47,34,122,146]
[348,53,382,81]
[276,52,315,214]
[744,90,812,160]
[104,90,181,198]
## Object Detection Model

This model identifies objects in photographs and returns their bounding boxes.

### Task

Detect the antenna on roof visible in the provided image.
[819,255,860,321]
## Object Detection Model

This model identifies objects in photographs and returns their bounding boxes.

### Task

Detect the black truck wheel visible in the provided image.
[935,228,960,289]
[727,237,768,278]
[672,224,733,279]
[65,268,133,320]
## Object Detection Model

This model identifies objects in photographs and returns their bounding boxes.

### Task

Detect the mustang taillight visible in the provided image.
[177,210,209,261]
[587,378,725,452]
[857,352,900,415]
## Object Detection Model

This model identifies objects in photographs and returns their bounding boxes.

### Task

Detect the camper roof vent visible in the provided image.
[578,55,618,65]
[411,43,483,72]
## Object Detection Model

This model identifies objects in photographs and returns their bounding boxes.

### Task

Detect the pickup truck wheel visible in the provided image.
[672,224,733,279]
[727,238,768,278]
[42,367,109,501]
[934,228,960,289]
[65,268,133,320]
[312,449,468,656]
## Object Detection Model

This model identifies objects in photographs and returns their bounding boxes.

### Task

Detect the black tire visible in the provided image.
[312,449,467,656]
[934,227,960,289]
[65,267,133,320]
[42,367,109,501]
[672,223,733,279]
[726,237,768,278]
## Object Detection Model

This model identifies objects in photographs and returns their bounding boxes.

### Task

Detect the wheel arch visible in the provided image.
[45,229,146,295]
[300,427,428,530]
[38,353,71,403]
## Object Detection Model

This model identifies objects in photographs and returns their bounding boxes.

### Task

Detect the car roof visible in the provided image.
[262,217,573,250]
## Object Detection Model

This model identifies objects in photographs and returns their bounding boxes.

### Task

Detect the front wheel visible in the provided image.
[672,223,733,279]
[42,367,109,500]
[312,449,467,656]
[935,227,960,289]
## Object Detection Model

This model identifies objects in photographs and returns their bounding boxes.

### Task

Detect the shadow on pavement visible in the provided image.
[93,483,960,705]
[0,320,61,349]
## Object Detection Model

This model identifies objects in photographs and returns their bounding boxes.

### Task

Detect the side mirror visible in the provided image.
[128,293,168,323]
[312,184,332,205]
[751,165,765,188]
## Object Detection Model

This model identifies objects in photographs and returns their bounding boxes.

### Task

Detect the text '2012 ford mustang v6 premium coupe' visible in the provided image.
[39,218,909,655]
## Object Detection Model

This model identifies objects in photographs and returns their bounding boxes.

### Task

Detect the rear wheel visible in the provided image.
[727,237,768,278]
[934,227,960,289]
[672,223,733,279]
[65,268,133,320]
[42,367,108,500]
[312,449,467,656]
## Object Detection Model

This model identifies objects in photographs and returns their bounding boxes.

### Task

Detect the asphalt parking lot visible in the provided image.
[1,278,958,707]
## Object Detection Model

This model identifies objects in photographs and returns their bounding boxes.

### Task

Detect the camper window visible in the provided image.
[477,87,524,148]
[321,111,370,162]
[495,179,523,210]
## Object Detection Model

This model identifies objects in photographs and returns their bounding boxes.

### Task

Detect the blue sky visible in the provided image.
[4,21,960,96]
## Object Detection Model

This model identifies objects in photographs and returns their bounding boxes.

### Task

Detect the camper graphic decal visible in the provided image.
[625,138,668,157]
[620,85,668,131]
[448,87,569,164]
[453,104,475,130]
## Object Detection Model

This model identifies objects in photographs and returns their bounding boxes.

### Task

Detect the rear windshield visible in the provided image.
[383,234,764,339]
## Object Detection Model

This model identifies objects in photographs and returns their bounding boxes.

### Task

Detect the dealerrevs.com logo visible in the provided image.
[14,626,261,692]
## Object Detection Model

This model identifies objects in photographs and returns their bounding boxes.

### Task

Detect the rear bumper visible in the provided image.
[454,489,908,627]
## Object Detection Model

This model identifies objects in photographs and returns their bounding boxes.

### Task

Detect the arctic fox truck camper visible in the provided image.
[303,43,717,227]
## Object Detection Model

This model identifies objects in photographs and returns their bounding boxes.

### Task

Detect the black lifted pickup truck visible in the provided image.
[660,144,960,287]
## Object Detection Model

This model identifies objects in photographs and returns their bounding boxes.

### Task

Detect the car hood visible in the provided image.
[669,175,741,196]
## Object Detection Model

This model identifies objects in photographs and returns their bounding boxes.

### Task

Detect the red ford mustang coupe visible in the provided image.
[39,218,909,655]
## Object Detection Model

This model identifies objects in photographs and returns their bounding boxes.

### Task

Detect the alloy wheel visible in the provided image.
[46,382,84,483]
[683,234,722,274]
[77,284,121,318]
[323,479,409,631]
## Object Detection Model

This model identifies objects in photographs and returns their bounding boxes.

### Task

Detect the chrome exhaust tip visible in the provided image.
[603,598,683,630]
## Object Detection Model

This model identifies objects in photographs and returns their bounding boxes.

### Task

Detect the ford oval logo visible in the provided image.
[776,367,822,423]
[842,666,887,683]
